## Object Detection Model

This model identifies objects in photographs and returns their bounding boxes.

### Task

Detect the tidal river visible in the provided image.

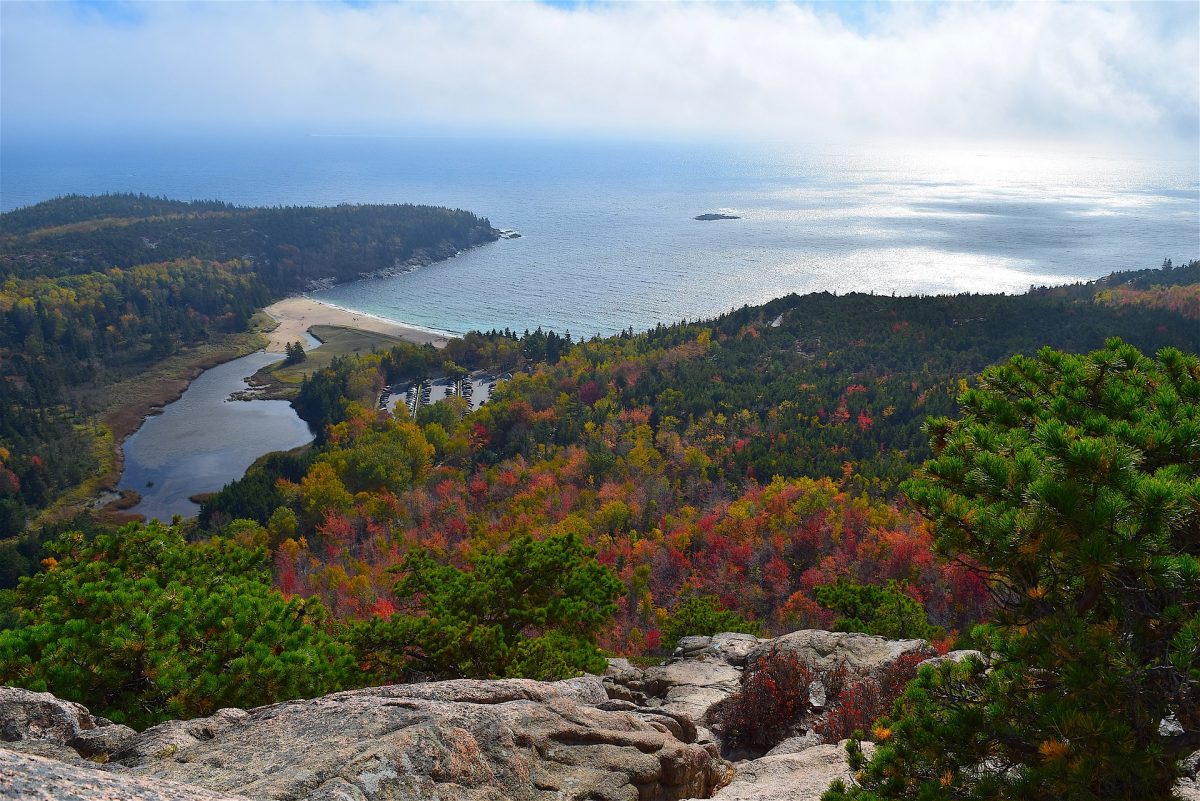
[119,351,313,521]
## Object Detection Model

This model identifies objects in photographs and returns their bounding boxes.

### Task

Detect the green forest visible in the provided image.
[0,195,1197,799]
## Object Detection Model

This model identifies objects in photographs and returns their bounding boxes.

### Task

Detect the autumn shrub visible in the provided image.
[718,644,847,753]
[719,645,931,754]
[815,650,928,742]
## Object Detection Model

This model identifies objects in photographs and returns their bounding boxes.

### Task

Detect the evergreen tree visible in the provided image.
[0,521,357,729]
[283,341,307,366]
[825,340,1200,801]
[814,580,945,641]
[662,595,762,651]
[352,532,622,681]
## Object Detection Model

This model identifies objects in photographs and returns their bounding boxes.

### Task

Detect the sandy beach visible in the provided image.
[263,297,453,351]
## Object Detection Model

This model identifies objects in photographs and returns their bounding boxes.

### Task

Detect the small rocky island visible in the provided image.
[695,213,740,221]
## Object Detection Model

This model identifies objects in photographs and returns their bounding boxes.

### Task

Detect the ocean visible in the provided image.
[3,133,1196,337]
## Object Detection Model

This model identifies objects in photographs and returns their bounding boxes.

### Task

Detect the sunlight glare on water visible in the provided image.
[3,135,1196,338]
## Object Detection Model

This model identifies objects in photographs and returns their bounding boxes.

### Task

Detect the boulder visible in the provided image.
[602,658,645,703]
[763,733,823,757]
[0,686,136,763]
[74,724,142,760]
[116,677,729,801]
[111,709,250,766]
[0,686,96,745]
[701,633,765,667]
[1181,750,1200,778]
[670,634,764,667]
[1178,751,1200,801]
[1,737,96,767]
[641,657,743,725]
[0,749,250,801]
[917,649,985,671]
[618,633,766,730]
[746,631,933,681]
[702,741,875,801]
[673,637,714,659]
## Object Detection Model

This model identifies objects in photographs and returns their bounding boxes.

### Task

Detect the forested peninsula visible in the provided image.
[0,194,1198,799]
[0,194,498,541]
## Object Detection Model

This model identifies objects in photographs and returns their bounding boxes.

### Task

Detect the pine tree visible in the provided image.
[0,521,357,728]
[814,580,944,641]
[352,532,622,681]
[283,340,306,366]
[825,340,1200,800]
[662,595,761,651]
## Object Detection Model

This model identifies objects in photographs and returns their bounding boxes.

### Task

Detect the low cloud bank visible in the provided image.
[1,1,1195,153]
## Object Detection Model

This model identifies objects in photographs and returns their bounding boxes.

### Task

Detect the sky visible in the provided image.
[1,1,1197,155]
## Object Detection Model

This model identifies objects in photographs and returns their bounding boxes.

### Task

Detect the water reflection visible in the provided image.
[120,351,313,521]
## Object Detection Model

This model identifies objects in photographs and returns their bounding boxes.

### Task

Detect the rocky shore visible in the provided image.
[304,227,505,290]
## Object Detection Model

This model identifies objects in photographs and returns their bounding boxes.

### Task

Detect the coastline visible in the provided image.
[51,298,455,524]
[263,297,456,351]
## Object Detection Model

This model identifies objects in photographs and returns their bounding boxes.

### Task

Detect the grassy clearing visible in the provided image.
[99,319,273,433]
[268,325,406,384]
[33,421,114,527]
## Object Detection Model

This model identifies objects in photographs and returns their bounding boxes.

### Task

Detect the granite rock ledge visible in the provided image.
[0,629,921,801]
[13,629,1188,801]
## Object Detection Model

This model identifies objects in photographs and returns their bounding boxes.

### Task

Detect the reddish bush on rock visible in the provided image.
[816,650,927,742]
[718,644,846,752]
[720,645,928,754]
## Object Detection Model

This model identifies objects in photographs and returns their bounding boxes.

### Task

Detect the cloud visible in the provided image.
[1,1,1196,153]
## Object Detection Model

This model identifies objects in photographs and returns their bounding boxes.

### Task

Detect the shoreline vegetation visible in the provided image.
[45,296,461,525]
[59,316,277,525]
[93,298,464,522]
[245,319,431,402]
[0,194,499,536]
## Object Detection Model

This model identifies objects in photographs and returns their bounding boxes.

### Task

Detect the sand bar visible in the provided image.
[263,297,454,351]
